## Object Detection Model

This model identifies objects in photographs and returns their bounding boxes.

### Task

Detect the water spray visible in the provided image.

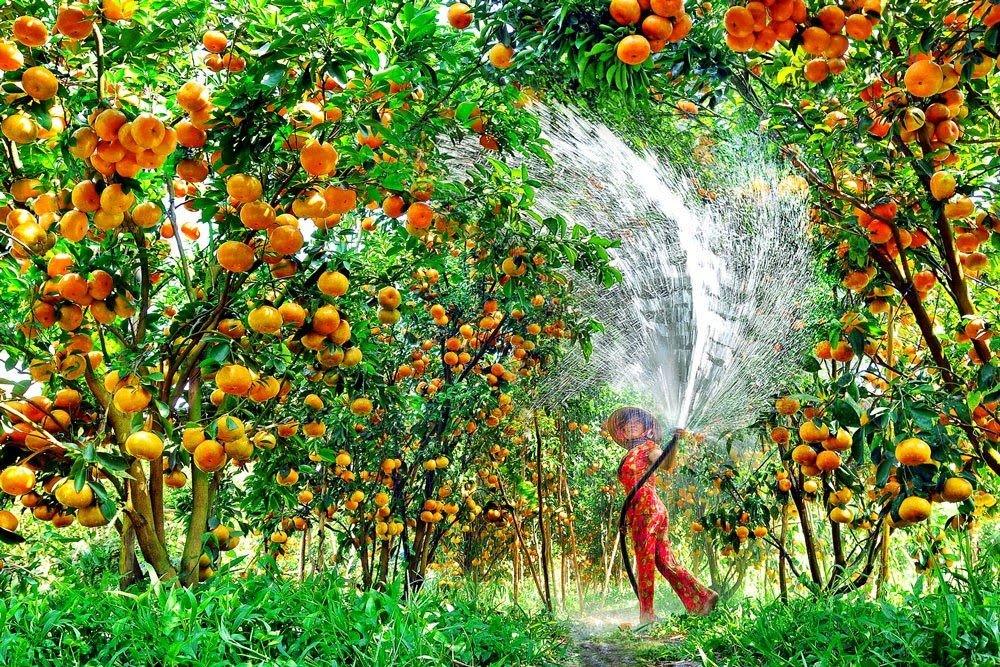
[449,103,814,604]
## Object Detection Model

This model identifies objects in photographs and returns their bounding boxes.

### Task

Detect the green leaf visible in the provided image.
[0,527,25,545]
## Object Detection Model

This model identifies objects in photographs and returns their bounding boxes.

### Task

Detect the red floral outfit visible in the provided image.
[618,439,715,621]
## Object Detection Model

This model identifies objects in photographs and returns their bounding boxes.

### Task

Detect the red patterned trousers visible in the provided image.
[630,510,715,621]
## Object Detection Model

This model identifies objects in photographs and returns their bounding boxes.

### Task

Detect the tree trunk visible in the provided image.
[825,478,847,587]
[534,409,552,611]
[376,537,391,587]
[875,521,891,599]
[706,534,722,591]
[512,535,520,604]
[778,502,789,602]
[181,378,211,586]
[313,511,327,575]
[791,473,822,586]
[150,456,165,545]
[117,515,141,589]
[360,530,373,589]
[298,524,309,582]
[86,363,177,580]
[604,525,620,599]
[560,470,584,614]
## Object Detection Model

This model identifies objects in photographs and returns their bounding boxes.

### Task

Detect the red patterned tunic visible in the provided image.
[618,439,716,621]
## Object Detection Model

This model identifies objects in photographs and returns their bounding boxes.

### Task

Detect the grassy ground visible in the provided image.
[0,572,569,666]
[1,556,997,666]
[591,575,999,667]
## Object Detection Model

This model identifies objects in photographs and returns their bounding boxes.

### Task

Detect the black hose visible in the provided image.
[618,430,680,598]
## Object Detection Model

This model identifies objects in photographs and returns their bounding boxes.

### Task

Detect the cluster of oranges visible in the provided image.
[610,0,693,66]
[0,383,117,531]
[74,106,180,180]
[200,29,246,73]
[863,54,983,155]
[723,0,809,52]
[774,395,977,525]
[381,194,439,238]
[724,1,878,84]
[852,201,924,262]
[1,9,111,142]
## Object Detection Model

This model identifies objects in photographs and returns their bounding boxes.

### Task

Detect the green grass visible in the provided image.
[605,570,1000,667]
[0,572,569,666]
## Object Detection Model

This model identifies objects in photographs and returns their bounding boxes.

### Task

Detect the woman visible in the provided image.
[607,406,717,622]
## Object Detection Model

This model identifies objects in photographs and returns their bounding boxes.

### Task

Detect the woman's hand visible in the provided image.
[647,448,663,466]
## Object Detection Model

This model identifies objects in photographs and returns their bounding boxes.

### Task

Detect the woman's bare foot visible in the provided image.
[691,591,719,616]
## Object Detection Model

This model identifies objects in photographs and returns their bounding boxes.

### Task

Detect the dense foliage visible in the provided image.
[1,1,999,665]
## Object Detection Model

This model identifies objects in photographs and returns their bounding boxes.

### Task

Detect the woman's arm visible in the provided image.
[647,440,679,472]
[647,447,663,466]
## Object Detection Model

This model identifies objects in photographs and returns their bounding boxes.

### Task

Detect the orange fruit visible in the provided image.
[2,112,37,144]
[311,305,342,334]
[351,397,373,416]
[617,35,651,65]
[203,30,228,53]
[904,60,943,97]
[300,140,338,177]
[488,43,513,69]
[0,465,36,496]
[177,81,211,113]
[0,509,18,531]
[829,507,854,524]
[216,364,253,395]
[799,420,830,442]
[775,397,800,415]
[125,430,164,461]
[55,7,94,40]
[226,173,263,203]
[22,65,59,100]
[815,450,842,471]
[13,16,49,48]
[804,59,830,84]
[610,0,642,25]
[382,195,406,218]
[791,444,817,466]
[194,439,226,472]
[447,3,473,29]
[724,6,754,37]
[816,5,846,32]
[324,187,357,214]
[113,385,151,413]
[268,224,304,255]
[103,0,138,22]
[248,305,282,334]
[895,437,932,466]
[216,240,255,272]
[823,428,853,452]
[801,27,831,56]
[642,15,673,40]
[278,302,306,326]
[898,496,931,522]
[0,40,25,72]
[650,0,683,16]
[318,270,349,296]
[941,477,973,503]
[54,479,93,508]
[845,14,872,40]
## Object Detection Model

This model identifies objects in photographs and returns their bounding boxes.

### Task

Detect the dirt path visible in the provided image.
[567,605,700,667]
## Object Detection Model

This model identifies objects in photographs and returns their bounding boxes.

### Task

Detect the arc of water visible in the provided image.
[445,103,813,439]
